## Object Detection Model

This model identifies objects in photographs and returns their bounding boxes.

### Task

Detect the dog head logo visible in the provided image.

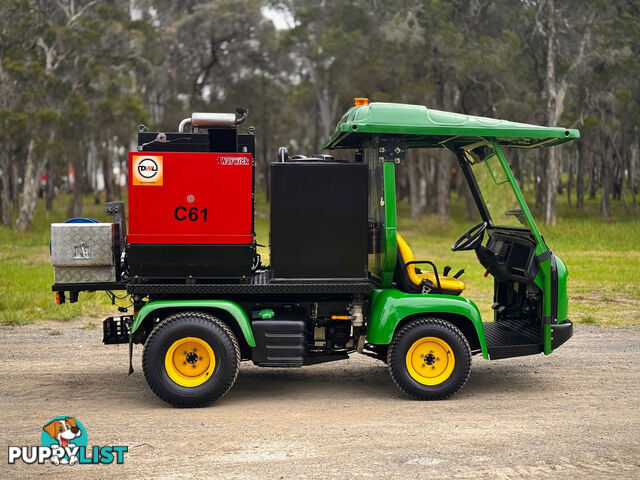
[41,416,87,465]
[43,417,81,448]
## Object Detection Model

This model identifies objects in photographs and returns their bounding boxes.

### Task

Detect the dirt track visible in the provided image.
[1,321,639,479]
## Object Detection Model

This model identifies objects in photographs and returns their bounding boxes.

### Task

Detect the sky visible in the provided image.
[261,6,295,30]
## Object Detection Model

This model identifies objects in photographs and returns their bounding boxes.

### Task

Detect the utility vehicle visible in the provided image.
[50,100,577,406]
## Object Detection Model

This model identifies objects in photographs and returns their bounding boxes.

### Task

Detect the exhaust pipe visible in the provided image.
[178,109,249,132]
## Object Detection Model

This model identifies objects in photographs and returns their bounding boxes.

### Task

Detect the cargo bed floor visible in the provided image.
[483,319,542,360]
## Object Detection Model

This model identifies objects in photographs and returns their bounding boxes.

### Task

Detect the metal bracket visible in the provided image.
[535,250,553,263]
[378,137,407,163]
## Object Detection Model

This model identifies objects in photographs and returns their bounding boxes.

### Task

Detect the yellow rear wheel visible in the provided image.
[405,336,455,385]
[164,337,216,387]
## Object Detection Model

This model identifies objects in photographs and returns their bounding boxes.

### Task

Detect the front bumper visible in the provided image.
[551,320,573,349]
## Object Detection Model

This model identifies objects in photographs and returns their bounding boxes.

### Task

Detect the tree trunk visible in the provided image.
[0,147,11,226]
[535,150,545,209]
[261,118,270,202]
[15,139,41,232]
[566,151,573,207]
[511,149,523,187]
[463,181,477,221]
[631,136,638,204]
[11,162,19,211]
[396,162,409,202]
[45,159,54,211]
[543,0,559,226]
[425,156,437,213]
[418,153,428,211]
[589,160,597,199]
[115,155,123,201]
[103,138,115,203]
[67,146,89,218]
[600,139,611,219]
[436,153,452,222]
[407,153,421,221]
[576,138,585,210]
[544,148,559,225]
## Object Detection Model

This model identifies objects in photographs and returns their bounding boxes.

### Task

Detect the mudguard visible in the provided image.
[367,288,489,359]
[130,299,255,347]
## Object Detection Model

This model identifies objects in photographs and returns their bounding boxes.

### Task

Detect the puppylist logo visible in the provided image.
[7,416,128,466]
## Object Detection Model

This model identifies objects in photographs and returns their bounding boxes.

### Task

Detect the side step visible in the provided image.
[251,319,305,367]
[483,321,542,360]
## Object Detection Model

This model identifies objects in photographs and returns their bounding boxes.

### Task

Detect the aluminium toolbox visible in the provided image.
[50,223,120,283]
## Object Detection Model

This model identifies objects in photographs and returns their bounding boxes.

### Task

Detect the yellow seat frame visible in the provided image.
[396,234,466,293]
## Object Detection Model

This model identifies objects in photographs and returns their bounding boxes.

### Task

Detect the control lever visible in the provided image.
[491,303,506,314]
[453,268,464,278]
[443,265,451,276]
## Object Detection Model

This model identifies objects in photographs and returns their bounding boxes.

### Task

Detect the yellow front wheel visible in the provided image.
[388,318,471,400]
[165,337,216,387]
[405,336,455,386]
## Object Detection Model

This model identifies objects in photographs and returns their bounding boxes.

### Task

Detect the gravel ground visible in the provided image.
[1,321,639,479]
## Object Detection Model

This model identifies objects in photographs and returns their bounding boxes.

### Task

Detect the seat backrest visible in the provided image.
[396,234,423,288]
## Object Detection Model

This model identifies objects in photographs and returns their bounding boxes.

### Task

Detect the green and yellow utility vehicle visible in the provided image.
[51,101,577,406]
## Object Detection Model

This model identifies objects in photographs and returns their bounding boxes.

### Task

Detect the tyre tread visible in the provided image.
[142,311,240,408]
[387,317,471,400]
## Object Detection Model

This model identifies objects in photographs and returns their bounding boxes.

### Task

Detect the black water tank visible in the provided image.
[270,160,368,281]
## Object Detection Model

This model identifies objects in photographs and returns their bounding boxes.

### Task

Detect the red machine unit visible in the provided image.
[125,112,256,279]
[127,152,253,245]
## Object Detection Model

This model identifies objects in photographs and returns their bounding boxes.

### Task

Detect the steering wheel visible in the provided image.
[451,222,488,251]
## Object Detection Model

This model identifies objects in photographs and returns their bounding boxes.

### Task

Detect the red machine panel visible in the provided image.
[127,152,253,245]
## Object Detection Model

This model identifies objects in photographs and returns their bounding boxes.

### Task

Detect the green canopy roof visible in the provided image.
[322,102,580,149]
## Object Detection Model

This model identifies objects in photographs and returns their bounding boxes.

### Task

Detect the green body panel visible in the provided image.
[130,299,256,347]
[323,103,579,150]
[540,255,568,354]
[556,257,569,323]
[381,161,397,287]
[368,288,489,359]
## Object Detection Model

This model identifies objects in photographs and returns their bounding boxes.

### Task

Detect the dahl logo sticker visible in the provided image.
[7,416,128,466]
[133,155,163,186]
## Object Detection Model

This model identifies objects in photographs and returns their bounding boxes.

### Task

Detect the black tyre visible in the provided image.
[387,318,471,400]
[142,311,240,407]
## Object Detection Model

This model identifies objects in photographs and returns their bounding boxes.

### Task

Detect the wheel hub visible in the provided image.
[424,353,436,365]
[405,336,456,386]
[185,351,199,365]
[165,337,216,387]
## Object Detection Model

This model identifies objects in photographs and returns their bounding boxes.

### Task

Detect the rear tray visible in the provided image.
[53,270,371,297]
[126,270,371,296]
[484,319,542,360]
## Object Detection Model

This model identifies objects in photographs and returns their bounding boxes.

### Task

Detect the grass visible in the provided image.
[0,188,639,326]
[0,194,118,325]
[396,191,640,326]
